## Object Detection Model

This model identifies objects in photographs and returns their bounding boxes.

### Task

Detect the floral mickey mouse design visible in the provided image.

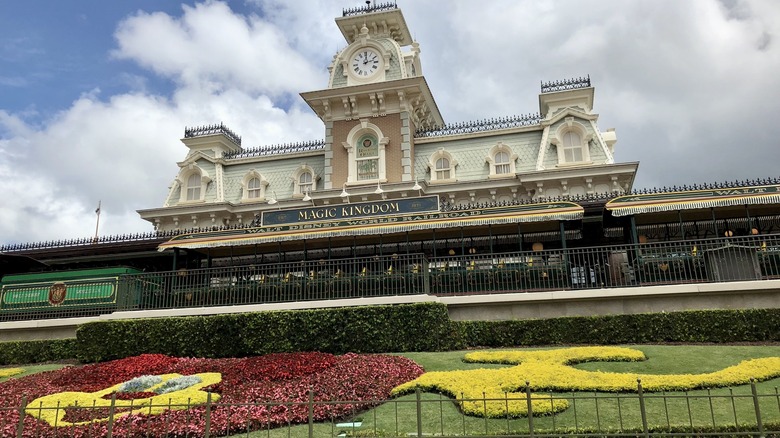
[27,372,221,426]
[392,347,780,417]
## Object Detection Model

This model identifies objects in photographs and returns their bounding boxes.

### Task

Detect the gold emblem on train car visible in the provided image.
[48,282,67,306]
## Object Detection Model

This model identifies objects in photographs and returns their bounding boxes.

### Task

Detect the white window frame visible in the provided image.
[241,170,268,202]
[186,173,201,201]
[176,164,211,204]
[292,165,318,198]
[551,118,593,166]
[435,157,451,180]
[562,131,584,162]
[428,149,457,184]
[486,142,518,178]
[342,119,389,185]
[355,133,380,181]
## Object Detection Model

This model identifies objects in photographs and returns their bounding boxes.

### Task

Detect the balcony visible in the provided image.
[2,234,780,324]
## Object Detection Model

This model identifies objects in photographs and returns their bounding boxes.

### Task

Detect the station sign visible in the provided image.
[262,195,440,226]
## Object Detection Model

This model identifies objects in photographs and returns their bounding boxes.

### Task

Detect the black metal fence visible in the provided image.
[3,383,779,437]
[125,253,430,311]
[428,233,780,295]
[2,235,780,322]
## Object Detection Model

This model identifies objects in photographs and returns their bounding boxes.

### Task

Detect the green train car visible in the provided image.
[0,267,143,321]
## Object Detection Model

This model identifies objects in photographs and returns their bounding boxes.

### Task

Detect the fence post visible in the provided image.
[525,381,534,436]
[637,379,650,438]
[416,388,423,438]
[106,393,117,438]
[16,396,26,438]
[203,391,212,438]
[750,379,765,438]
[308,388,314,438]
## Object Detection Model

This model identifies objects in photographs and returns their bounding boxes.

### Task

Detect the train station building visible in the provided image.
[2,3,780,339]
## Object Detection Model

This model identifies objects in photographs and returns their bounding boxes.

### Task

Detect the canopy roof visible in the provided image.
[606,184,780,217]
[159,201,584,251]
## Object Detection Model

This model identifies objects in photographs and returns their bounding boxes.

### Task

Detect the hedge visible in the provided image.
[456,308,780,347]
[3,306,780,365]
[74,302,461,363]
[0,338,77,365]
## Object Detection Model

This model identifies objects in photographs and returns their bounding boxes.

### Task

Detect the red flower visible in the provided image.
[0,352,424,437]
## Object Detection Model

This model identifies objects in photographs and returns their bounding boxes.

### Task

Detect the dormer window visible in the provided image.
[428,149,457,183]
[551,118,593,166]
[186,173,201,201]
[494,152,510,174]
[562,131,584,162]
[486,143,518,178]
[176,164,211,204]
[293,165,318,197]
[299,171,314,194]
[241,171,268,202]
[247,178,262,199]
[435,157,451,180]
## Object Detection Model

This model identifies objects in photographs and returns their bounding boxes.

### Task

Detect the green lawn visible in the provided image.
[0,363,69,382]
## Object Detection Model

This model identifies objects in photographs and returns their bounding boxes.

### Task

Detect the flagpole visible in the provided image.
[94,201,101,240]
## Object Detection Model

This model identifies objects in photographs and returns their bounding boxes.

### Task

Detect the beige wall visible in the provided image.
[330,120,350,187]
[331,114,404,187]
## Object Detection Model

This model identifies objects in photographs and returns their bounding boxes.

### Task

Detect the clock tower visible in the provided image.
[301,3,443,192]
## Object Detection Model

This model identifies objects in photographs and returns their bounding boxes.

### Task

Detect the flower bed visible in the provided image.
[0,367,23,379]
[392,346,780,417]
[0,352,423,437]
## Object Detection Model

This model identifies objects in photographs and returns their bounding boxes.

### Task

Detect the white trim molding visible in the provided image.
[292,164,319,197]
[176,163,211,204]
[342,119,389,184]
[240,170,269,202]
[550,117,594,166]
[486,142,518,179]
[428,148,457,184]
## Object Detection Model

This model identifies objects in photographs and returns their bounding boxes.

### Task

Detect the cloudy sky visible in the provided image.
[1,0,778,244]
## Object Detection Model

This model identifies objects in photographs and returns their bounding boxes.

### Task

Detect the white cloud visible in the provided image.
[396,0,780,188]
[1,0,779,245]
[0,1,324,244]
[111,1,324,96]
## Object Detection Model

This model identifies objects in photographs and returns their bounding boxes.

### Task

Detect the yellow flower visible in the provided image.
[26,372,221,427]
[393,347,780,417]
[0,368,24,379]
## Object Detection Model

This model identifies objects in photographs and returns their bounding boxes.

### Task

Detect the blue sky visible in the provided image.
[1,0,779,244]
[1,1,176,121]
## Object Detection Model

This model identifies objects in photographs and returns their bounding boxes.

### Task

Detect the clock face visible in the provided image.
[351,49,380,77]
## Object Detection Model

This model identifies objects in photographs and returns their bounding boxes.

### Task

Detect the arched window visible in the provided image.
[486,143,517,178]
[247,177,262,199]
[435,157,451,180]
[241,171,268,202]
[552,118,592,165]
[292,165,318,197]
[494,151,510,174]
[428,149,457,183]
[356,134,379,181]
[176,164,211,204]
[186,173,201,201]
[562,131,584,162]
[342,121,388,184]
[298,171,314,195]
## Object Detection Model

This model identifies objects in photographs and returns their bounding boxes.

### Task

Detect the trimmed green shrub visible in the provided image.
[456,308,780,347]
[75,302,460,362]
[12,305,780,364]
[0,338,77,365]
